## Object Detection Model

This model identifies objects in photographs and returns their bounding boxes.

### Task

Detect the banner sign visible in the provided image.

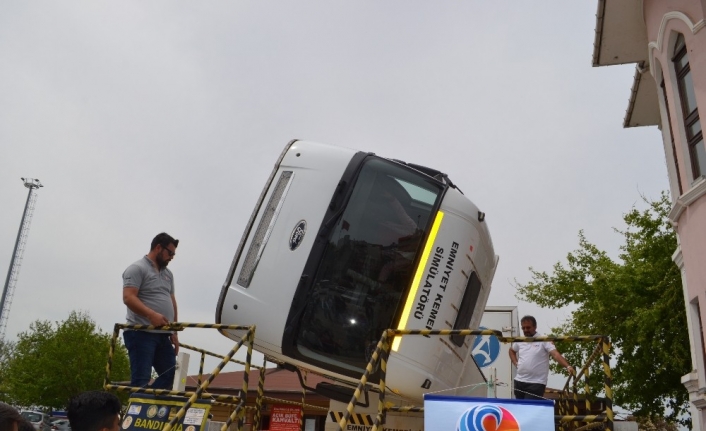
[424,394,554,431]
[121,394,212,431]
[269,405,302,431]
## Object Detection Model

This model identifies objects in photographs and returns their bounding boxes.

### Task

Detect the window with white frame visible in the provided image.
[661,72,684,195]
[673,34,705,180]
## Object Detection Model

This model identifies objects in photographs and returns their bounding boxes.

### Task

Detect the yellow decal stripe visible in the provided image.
[392,210,444,352]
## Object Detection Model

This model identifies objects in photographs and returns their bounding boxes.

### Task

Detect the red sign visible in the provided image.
[269,405,302,431]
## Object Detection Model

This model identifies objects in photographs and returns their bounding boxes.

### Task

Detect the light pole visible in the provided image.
[0,178,43,339]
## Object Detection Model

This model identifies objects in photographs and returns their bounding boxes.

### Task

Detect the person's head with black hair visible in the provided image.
[148,233,179,270]
[150,233,179,251]
[0,404,22,431]
[68,391,121,431]
[17,419,34,431]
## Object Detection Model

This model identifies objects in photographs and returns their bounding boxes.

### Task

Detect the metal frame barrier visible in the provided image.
[335,329,614,431]
[104,323,328,431]
[105,324,612,431]
[105,323,256,431]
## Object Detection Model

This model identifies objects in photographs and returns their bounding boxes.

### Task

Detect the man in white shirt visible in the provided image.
[509,315,575,400]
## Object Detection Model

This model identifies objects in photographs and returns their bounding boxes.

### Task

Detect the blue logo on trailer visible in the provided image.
[471,327,501,367]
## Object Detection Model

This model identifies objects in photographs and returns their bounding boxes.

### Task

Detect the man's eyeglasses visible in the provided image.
[161,246,175,257]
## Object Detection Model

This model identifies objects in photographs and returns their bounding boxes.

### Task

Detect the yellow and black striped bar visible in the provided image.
[213,401,254,409]
[104,384,243,403]
[338,329,392,431]
[262,397,329,411]
[372,339,391,431]
[575,422,606,431]
[602,337,614,431]
[389,328,603,343]
[198,352,205,386]
[556,414,607,423]
[575,342,603,382]
[560,341,602,413]
[300,370,307,431]
[385,406,424,413]
[584,366,591,416]
[329,412,374,426]
[221,399,246,431]
[390,328,502,338]
[178,342,264,371]
[503,334,604,343]
[371,412,384,431]
[103,325,121,390]
[115,322,252,331]
[556,392,566,422]
[162,326,256,431]
[573,379,579,417]
[236,330,255,431]
[254,356,266,431]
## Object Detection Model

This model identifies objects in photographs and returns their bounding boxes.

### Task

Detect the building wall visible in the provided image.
[643,5,706,304]
[645,2,706,187]
[639,1,706,427]
[679,197,706,302]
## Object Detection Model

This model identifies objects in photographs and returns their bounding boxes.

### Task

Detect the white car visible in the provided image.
[20,412,51,431]
[50,418,71,431]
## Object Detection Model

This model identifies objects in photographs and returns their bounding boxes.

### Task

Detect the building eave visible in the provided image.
[623,62,660,128]
[592,0,649,67]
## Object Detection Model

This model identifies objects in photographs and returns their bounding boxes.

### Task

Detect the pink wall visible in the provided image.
[645,3,706,189]
[643,0,704,41]
[642,1,706,315]
[678,197,706,301]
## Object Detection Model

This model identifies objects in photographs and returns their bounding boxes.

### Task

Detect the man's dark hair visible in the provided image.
[0,404,22,431]
[17,420,34,431]
[520,315,537,327]
[150,232,179,251]
[68,391,121,431]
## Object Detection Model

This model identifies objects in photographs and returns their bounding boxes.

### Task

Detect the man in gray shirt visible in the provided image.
[122,232,179,389]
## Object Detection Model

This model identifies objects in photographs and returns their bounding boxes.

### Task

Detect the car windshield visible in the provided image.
[21,412,41,422]
[294,157,443,375]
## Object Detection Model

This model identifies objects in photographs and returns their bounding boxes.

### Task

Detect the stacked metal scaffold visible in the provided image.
[104,324,615,431]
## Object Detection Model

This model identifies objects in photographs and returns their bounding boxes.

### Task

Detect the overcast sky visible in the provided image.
[0,2,668,386]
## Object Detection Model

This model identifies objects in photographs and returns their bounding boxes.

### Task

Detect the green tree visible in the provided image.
[636,415,679,431]
[4,310,130,408]
[0,338,15,401]
[516,193,690,424]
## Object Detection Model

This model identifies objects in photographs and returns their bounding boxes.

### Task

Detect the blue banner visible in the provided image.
[424,394,554,431]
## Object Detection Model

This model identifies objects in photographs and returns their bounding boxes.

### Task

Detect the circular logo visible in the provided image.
[457,405,519,431]
[186,426,195,431]
[121,416,133,430]
[472,326,501,368]
[157,407,168,418]
[146,405,158,418]
[289,220,307,250]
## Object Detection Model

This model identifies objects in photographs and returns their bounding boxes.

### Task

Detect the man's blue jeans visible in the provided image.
[123,330,176,389]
